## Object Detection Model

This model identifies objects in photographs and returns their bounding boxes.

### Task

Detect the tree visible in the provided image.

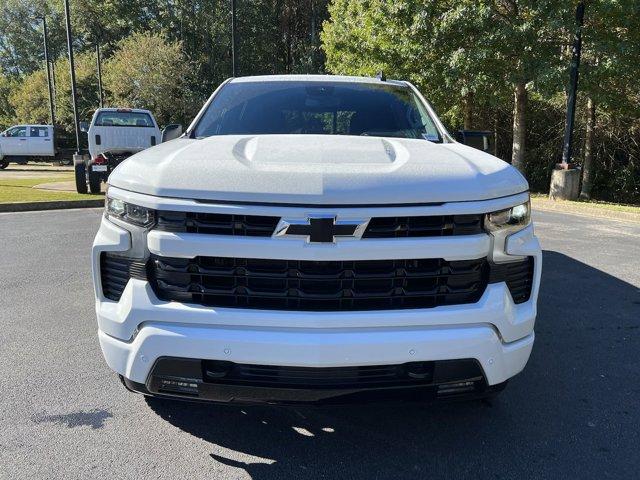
[9,52,98,130]
[578,0,640,199]
[321,1,476,125]
[103,33,194,126]
[444,2,568,172]
[321,1,569,173]
[0,0,67,76]
[0,74,17,128]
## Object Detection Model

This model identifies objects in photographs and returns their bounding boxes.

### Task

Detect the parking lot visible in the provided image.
[1,207,638,480]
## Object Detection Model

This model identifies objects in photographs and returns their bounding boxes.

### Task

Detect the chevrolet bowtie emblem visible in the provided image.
[275,216,368,243]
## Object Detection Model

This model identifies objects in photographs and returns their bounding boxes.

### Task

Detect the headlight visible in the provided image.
[484,200,530,233]
[105,196,155,228]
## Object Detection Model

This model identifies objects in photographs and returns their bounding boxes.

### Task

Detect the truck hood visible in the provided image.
[109,134,528,205]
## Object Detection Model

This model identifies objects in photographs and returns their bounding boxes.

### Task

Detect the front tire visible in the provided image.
[0,160,8,169]
[89,172,101,194]
[75,163,88,194]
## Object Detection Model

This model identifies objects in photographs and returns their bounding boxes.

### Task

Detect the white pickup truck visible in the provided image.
[93,75,541,405]
[75,108,161,193]
[0,125,56,169]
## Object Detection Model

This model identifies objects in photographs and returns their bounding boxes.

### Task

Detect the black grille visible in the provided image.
[102,252,534,308]
[156,211,280,237]
[148,255,488,311]
[100,253,146,301]
[363,215,483,238]
[202,361,438,388]
[489,257,535,304]
[155,211,483,238]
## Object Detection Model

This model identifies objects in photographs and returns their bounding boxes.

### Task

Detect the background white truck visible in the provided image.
[0,125,56,169]
[75,108,162,193]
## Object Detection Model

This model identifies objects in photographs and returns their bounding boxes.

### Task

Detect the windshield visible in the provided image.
[94,111,154,127]
[193,81,442,141]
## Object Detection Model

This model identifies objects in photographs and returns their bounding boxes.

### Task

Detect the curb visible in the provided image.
[0,199,104,213]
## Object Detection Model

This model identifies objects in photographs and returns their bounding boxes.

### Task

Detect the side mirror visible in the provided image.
[456,130,493,153]
[79,121,89,133]
[162,124,183,143]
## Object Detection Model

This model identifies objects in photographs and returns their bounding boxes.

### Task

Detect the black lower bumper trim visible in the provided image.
[120,357,507,405]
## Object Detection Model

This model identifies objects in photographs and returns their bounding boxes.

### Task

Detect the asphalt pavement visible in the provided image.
[0,208,638,480]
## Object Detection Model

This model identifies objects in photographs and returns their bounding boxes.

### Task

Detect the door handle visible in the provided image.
[19,138,27,141]
[44,138,51,141]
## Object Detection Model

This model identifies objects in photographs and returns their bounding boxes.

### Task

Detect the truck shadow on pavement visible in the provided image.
[145,250,640,479]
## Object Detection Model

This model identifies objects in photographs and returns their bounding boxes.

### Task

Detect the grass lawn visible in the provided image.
[0,176,101,203]
[531,193,640,214]
[531,193,640,223]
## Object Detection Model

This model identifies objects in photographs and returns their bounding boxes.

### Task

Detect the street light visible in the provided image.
[63,0,81,154]
[561,1,585,167]
[39,16,55,127]
[96,43,104,108]
[549,1,585,201]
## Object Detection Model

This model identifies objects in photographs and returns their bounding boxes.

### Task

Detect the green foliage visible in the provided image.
[322,0,640,203]
[9,52,98,130]
[0,0,66,75]
[321,0,569,126]
[8,69,50,124]
[0,0,327,127]
[1,0,639,202]
[580,0,640,111]
[103,33,194,126]
[0,74,17,128]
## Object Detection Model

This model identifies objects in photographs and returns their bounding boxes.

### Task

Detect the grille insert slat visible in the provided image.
[362,215,483,238]
[156,211,281,236]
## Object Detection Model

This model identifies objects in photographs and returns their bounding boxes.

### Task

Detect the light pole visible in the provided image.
[96,43,104,108]
[561,1,585,167]
[231,0,238,77]
[63,0,81,154]
[41,16,55,127]
[549,1,585,200]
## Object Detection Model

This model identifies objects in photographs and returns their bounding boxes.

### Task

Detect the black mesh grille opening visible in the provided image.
[148,255,488,311]
[100,253,147,301]
[488,257,535,304]
[201,361,441,388]
[155,211,483,238]
[363,214,483,238]
[156,211,280,237]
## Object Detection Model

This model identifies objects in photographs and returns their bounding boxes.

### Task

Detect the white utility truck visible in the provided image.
[75,108,161,193]
[92,75,541,405]
[0,125,56,169]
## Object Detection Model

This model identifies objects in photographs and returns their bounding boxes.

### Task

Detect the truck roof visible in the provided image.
[94,107,153,114]
[7,124,52,127]
[229,74,407,87]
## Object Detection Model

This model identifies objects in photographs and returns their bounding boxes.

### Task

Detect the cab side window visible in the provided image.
[7,126,27,137]
[30,127,49,137]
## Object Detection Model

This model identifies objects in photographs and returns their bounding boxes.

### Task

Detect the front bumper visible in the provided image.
[120,357,510,405]
[100,317,533,401]
[92,191,542,403]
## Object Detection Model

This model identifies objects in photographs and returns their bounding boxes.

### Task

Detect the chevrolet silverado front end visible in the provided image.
[92,75,541,404]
